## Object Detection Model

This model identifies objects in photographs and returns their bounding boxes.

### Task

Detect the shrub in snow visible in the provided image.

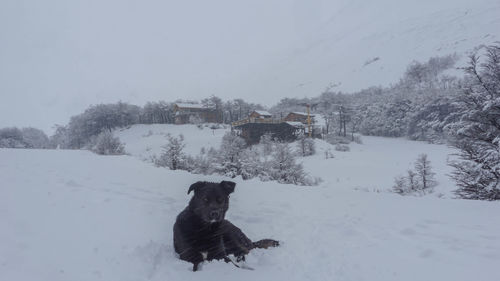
[352,134,363,144]
[215,132,246,177]
[296,135,316,156]
[392,175,408,195]
[392,153,436,195]
[325,134,351,145]
[268,142,314,185]
[0,127,26,148]
[445,44,500,200]
[155,134,186,170]
[0,127,51,149]
[240,148,265,180]
[91,131,125,155]
[324,148,334,159]
[335,144,350,152]
[260,133,276,155]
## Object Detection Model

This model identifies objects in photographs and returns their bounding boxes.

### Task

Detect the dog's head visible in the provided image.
[187,180,236,224]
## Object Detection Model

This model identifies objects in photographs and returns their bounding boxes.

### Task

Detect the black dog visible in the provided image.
[173,180,279,271]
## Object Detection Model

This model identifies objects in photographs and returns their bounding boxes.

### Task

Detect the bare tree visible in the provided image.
[414,154,436,191]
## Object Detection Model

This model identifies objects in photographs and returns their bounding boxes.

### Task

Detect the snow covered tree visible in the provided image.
[393,154,436,195]
[216,132,246,177]
[156,134,186,170]
[240,148,264,180]
[406,169,419,192]
[21,127,50,149]
[0,127,50,149]
[296,134,316,156]
[0,127,26,148]
[50,124,70,149]
[392,175,409,195]
[446,44,500,200]
[91,131,125,155]
[269,142,310,185]
[414,153,436,192]
[260,133,275,155]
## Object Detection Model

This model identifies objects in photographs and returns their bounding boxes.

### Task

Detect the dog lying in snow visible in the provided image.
[173,180,279,271]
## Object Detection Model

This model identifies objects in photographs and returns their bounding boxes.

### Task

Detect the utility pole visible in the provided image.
[306,104,312,138]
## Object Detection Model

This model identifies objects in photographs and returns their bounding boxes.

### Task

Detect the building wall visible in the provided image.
[284,113,308,123]
[249,111,271,119]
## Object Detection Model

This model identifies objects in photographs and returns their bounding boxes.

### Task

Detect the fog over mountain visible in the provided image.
[1,0,499,132]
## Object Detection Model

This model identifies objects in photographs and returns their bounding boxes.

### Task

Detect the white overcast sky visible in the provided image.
[1,0,343,132]
[1,0,499,133]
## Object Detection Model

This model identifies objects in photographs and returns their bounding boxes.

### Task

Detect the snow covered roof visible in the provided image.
[174,103,209,110]
[291,111,316,117]
[253,110,272,116]
[285,121,305,128]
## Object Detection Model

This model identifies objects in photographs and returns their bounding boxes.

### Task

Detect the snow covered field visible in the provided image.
[117,124,457,196]
[2,125,500,281]
[115,124,229,160]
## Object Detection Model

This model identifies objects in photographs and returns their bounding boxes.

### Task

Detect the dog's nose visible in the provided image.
[209,211,219,220]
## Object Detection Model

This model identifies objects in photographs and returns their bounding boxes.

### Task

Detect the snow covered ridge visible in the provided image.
[2,148,500,280]
[258,0,500,98]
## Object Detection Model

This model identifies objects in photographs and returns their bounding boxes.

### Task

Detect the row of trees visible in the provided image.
[269,54,460,143]
[49,97,265,150]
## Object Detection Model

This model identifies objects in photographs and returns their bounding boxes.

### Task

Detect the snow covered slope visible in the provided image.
[1,148,500,281]
[115,124,230,160]
[116,124,458,196]
[248,0,500,101]
[304,137,458,196]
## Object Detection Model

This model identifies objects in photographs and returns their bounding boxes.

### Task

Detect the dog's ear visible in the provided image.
[188,181,206,195]
[220,181,236,195]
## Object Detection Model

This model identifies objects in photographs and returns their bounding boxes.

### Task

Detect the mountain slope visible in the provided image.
[244,0,500,102]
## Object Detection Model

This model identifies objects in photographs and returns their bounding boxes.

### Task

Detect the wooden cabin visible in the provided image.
[283,112,324,138]
[173,103,221,124]
[283,112,314,123]
[249,110,273,119]
[233,121,303,145]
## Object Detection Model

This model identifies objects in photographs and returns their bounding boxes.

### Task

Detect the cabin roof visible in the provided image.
[290,111,316,117]
[253,110,272,116]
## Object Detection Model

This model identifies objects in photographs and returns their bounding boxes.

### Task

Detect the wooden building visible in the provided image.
[283,112,324,138]
[283,112,314,123]
[232,116,304,145]
[233,121,302,145]
[249,110,273,119]
[173,103,221,124]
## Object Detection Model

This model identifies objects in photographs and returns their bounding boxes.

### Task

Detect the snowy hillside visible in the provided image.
[254,0,500,99]
[116,124,458,196]
[115,124,230,160]
[2,148,500,281]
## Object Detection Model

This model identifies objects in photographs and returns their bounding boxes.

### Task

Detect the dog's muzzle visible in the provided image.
[209,210,222,222]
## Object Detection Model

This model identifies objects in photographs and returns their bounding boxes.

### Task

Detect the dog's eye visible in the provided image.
[216,197,223,203]
[203,197,209,203]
